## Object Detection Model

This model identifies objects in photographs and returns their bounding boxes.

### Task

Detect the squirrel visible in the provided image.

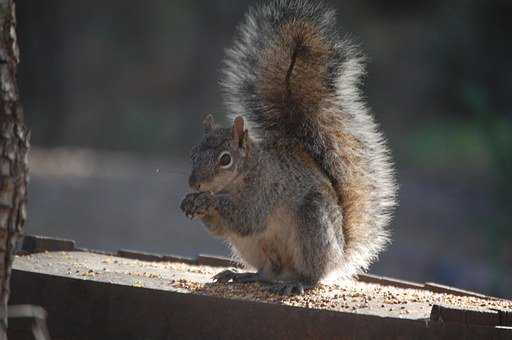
[180,0,397,295]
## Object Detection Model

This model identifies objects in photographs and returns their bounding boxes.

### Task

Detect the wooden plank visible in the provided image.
[20,235,75,253]
[117,249,196,265]
[197,254,242,268]
[431,305,467,324]
[466,309,500,326]
[431,305,500,326]
[10,269,510,340]
[425,282,493,299]
[358,273,426,290]
[494,309,512,326]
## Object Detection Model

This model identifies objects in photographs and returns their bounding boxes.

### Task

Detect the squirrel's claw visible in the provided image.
[266,281,309,296]
[180,192,214,220]
[212,269,237,283]
[212,269,260,283]
[212,270,310,295]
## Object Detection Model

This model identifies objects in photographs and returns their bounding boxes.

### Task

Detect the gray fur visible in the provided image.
[181,0,397,288]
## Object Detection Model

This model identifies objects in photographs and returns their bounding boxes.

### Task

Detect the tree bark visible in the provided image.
[0,0,29,338]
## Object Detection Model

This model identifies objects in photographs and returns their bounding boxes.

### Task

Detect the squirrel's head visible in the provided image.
[188,114,251,193]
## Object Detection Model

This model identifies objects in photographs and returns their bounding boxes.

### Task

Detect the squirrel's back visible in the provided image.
[222,0,397,278]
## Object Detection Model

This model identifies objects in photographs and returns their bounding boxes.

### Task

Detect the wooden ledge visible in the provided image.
[11,235,512,339]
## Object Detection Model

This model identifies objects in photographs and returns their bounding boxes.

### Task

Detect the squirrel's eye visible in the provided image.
[218,151,233,168]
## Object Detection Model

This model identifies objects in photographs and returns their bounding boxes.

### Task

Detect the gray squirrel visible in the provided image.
[180,0,397,295]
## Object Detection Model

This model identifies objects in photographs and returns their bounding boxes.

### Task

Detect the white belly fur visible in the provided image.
[227,205,303,280]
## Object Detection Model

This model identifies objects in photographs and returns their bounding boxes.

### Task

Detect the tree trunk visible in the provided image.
[0,0,29,338]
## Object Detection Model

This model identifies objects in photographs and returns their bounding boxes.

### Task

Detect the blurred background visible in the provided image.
[16,0,511,297]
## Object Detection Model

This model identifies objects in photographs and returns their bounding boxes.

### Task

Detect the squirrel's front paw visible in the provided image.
[180,192,215,219]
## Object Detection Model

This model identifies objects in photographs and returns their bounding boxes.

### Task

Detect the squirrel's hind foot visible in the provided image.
[212,269,261,284]
[212,269,312,295]
[265,281,311,296]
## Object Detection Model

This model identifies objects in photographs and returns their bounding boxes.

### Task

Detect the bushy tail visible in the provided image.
[222,0,397,278]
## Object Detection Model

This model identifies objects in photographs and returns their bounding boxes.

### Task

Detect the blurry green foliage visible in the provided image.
[464,85,512,184]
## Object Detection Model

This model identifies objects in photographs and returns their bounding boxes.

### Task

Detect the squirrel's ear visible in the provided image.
[202,114,216,134]
[232,116,246,148]
[240,130,250,151]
